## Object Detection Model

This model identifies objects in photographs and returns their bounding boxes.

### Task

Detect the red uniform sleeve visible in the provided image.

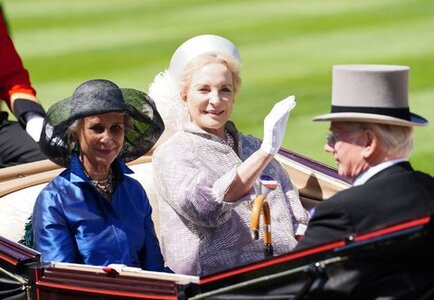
[0,11,42,121]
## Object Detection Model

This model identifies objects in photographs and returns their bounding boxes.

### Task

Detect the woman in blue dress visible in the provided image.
[32,79,169,272]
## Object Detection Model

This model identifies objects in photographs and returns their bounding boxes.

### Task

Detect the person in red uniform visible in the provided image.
[0,6,46,167]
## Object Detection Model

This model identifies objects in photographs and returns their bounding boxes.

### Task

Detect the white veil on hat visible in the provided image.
[148,34,241,145]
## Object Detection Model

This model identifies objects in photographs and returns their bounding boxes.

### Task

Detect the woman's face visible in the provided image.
[76,112,125,174]
[182,62,235,137]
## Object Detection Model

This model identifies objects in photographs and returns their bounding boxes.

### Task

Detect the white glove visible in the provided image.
[260,95,296,155]
[25,112,44,142]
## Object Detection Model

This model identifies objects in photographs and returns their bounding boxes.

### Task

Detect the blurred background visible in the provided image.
[3,0,433,174]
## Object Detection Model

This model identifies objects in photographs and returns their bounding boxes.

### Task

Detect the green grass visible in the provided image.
[3,0,434,175]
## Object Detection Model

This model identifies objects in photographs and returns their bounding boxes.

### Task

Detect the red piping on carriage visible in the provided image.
[34,267,41,300]
[35,281,178,300]
[0,253,17,266]
[199,240,345,285]
[200,215,431,285]
[354,216,431,242]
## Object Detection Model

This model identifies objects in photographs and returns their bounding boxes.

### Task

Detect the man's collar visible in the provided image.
[353,158,408,186]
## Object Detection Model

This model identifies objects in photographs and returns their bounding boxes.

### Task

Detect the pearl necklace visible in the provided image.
[224,129,235,149]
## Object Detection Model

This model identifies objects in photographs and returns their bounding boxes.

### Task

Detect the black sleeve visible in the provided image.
[295,196,354,250]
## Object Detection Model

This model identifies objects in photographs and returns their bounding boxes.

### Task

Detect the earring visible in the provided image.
[72,141,79,153]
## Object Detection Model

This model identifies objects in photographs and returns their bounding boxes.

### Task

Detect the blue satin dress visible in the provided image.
[32,154,168,272]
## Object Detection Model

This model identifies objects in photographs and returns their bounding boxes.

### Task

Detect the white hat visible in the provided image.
[313,65,428,127]
[168,34,241,82]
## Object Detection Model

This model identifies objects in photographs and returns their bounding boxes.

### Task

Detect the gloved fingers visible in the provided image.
[264,95,296,128]
[260,95,296,155]
[274,95,296,115]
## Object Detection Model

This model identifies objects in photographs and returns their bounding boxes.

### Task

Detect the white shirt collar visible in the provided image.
[353,159,408,186]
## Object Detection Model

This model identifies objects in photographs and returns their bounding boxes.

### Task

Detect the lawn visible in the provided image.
[3,0,434,175]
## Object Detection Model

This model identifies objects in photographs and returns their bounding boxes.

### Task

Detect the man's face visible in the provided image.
[324,122,368,179]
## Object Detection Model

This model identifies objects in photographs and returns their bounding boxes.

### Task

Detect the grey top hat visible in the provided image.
[40,79,165,167]
[313,65,428,127]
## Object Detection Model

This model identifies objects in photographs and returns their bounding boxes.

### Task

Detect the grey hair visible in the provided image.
[343,122,414,158]
[179,52,242,96]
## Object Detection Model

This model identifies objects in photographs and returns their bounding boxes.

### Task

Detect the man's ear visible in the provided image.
[361,129,377,158]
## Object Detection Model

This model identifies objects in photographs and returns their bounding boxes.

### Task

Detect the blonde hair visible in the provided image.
[178,52,242,96]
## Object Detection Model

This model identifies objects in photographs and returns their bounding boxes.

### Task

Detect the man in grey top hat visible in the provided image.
[295,65,434,298]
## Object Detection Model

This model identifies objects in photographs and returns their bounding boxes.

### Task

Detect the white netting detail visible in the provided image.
[148,70,189,146]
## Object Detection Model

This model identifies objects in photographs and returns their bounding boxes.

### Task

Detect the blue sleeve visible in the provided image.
[32,184,81,263]
[141,196,172,273]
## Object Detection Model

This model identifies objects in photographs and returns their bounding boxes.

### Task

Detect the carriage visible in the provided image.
[1,148,432,299]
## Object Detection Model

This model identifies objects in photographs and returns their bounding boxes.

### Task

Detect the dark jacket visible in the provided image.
[296,162,434,299]
[298,162,434,248]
